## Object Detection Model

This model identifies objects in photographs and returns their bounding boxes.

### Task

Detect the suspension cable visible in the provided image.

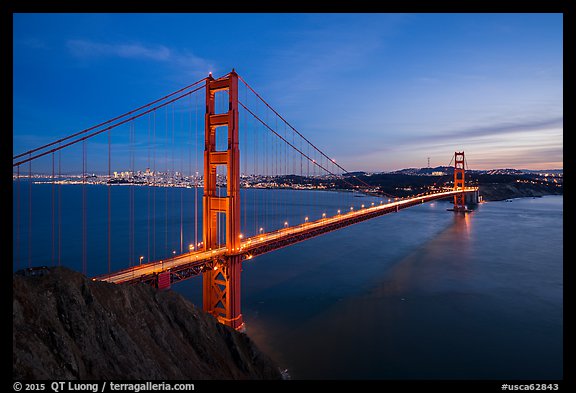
[238,75,374,190]
[13,78,208,161]
[13,85,205,167]
[239,101,367,192]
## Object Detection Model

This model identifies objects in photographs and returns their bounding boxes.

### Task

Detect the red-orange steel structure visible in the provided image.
[453,151,466,211]
[202,71,244,331]
[14,68,482,333]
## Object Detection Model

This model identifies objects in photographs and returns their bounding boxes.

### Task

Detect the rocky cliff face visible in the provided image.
[13,267,282,380]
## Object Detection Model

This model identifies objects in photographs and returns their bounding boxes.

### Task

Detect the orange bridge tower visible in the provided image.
[453,151,466,212]
[202,71,244,331]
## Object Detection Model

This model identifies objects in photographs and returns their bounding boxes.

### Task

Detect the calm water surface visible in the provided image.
[13,183,563,379]
[177,195,563,380]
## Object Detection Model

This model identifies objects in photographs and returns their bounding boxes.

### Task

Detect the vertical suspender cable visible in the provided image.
[188,94,192,251]
[178,105,183,254]
[51,153,55,266]
[299,139,307,225]
[194,91,198,250]
[28,155,32,268]
[82,140,87,274]
[187,94,192,252]
[253,105,257,236]
[108,129,112,272]
[147,114,151,263]
[127,124,131,267]
[129,123,133,266]
[153,111,157,261]
[165,106,168,257]
[242,86,247,236]
[133,122,136,266]
[127,123,131,267]
[58,149,62,265]
[172,103,181,254]
[254,101,262,236]
[464,155,470,186]
[284,121,288,224]
[16,165,20,270]
[129,122,134,277]
[264,107,268,233]
[307,142,310,216]
[272,115,275,234]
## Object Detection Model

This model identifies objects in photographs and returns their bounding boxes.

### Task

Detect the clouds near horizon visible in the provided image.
[13,13,563,171]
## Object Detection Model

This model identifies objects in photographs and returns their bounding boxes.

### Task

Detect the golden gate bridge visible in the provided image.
[13,70,478,331]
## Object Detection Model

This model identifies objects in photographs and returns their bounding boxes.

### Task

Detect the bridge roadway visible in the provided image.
[94,188,478,286]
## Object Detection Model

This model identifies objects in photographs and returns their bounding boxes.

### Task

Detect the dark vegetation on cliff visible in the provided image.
[13,267,282,380]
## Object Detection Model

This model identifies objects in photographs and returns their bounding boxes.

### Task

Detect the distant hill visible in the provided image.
[343,171,367,177]
[389,166,453,175]
[518,169,563,175]
[385,167,562,176]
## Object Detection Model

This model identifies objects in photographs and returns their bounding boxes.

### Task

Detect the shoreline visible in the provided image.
[478,184,562,202]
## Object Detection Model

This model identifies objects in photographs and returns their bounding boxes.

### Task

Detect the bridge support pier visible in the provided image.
[203,255,244,331]
[465,189,479,206]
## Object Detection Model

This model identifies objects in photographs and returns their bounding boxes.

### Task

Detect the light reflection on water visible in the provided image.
[207,196,562,379]
[13,182,562,379]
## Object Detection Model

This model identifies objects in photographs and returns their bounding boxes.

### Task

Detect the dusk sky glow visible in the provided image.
[13,13,563,172]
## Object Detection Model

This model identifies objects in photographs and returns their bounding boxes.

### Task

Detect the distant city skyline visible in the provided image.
[13,13,563,171]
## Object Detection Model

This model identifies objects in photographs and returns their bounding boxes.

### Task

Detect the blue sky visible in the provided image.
[13,13,563,171]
